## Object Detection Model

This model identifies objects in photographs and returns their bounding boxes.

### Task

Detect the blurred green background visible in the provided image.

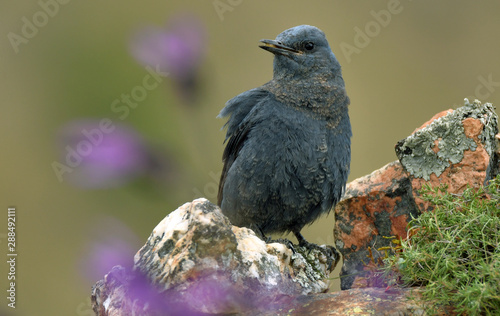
[1,1,500,315]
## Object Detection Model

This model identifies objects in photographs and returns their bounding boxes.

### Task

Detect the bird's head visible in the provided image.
[259,25,342,84]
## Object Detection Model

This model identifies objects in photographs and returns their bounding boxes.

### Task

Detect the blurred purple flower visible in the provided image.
[84,225,265,314]
[126,273,245,314]
[80,216,140,281]
[129,13,207,104]
[57,119,159,189]
[182,277,242,312]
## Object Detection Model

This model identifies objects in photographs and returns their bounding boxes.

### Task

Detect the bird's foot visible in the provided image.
[266,238,296,253]
[294,232,340,272]
[249,224,297,253]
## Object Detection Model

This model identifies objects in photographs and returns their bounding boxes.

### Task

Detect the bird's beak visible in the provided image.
[259,39,302,57]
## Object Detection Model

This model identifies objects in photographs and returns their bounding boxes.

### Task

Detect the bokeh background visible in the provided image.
[2,1,500,315]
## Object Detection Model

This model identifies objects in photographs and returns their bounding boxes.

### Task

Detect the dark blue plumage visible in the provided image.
[218,25,351,246]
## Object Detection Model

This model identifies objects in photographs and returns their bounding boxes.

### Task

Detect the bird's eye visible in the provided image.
[304,42,315,50]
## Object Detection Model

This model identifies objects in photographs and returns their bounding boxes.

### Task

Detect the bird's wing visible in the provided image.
[217,88,271,205]
[323,100,351,210]
[218,88,270,141]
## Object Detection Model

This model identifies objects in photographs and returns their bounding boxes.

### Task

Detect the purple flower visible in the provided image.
[57,119,158,188]
[129,13,207,104]
[80,216,140,281]
[126,273,244,314]
[182,277,240,312]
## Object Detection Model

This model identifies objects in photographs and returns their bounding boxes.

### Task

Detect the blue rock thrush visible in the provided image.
[217,25,351,253]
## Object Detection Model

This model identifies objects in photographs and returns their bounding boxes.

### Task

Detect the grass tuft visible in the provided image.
[383,176,500,315]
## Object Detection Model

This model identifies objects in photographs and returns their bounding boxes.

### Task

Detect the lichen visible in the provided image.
[473,100,499,157]
[396,99,498,180]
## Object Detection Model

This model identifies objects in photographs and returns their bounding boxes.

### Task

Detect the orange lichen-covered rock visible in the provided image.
[334,161,419,289]
[397,99,498,211]
[335,99,498,290]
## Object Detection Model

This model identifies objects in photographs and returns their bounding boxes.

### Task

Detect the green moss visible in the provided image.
[384,175,500,315]
[395,99,498,180]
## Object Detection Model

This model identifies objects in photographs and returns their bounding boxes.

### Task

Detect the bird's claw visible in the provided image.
[266,238,296,254]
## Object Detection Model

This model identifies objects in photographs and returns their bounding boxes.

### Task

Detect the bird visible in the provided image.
[217,25,351,252]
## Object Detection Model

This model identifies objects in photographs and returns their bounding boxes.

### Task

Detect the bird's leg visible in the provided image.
[250,224,296,253]
[294,231,340,271]
[294,231,309,247]
[294,232,321,256]
[249,224,269,241]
